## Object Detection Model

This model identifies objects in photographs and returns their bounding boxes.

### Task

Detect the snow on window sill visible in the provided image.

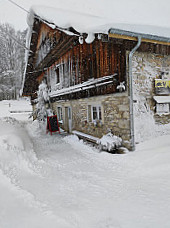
[155,112,170,116]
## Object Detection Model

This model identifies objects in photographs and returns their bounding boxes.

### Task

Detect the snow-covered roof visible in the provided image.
[154,96,170,103]
[49,75,115,98]
[27,4,170,40]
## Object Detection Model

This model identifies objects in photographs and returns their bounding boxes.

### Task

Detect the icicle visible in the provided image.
[79,35,84,44]
[85,33,95,44]
[98,34,102,40]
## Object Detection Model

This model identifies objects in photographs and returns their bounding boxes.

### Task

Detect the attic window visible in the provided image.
[55,67,60,84]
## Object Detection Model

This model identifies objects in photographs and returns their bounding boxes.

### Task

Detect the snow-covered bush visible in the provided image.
[97,133,122,152]
[32,81,53,122]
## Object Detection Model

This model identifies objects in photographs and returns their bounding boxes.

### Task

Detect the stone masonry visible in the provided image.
[51,92,131,149]
[131,51,170,142]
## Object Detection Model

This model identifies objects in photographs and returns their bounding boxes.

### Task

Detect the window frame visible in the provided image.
[91,105,102,122]
[57,106,63,122]
[55,67,60,84]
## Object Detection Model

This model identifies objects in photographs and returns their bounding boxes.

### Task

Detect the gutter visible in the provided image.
[129,36,142,151]
[109,28,170,45]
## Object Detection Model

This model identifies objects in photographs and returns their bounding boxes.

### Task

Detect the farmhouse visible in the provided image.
[23,6,170,150]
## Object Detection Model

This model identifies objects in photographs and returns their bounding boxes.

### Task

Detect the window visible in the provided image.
[92,106,102,122]
[87,105,102,123]
[68,107,72,120]
[154,96,170,114]
[55,67,60,84]
[57,107,63,122]
[156,103,170,114]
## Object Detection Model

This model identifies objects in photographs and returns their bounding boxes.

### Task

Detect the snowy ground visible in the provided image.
[0,100,170,228]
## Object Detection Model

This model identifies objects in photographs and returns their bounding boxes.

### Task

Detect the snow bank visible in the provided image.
[64,134,97,155]
[0,117,41,182]
[0,99,170,227]
[134,108,170,143]
[0,99,32,121]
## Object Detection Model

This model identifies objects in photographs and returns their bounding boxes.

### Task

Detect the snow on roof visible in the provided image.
[154,96,170,103]
[23,2,170,95]
[28,6,112,35]
[49,75,115,98]
[27,4,170,40]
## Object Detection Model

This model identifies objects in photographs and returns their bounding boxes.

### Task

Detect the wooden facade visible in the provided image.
[23,17,170,102]
[23,19,127,99]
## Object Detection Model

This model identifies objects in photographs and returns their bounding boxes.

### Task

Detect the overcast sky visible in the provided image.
[0,0,77,30]
[0,0,104,31]
[0,0,170,32]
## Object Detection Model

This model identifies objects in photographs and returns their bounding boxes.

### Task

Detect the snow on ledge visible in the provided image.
[72,130,99,143]
[153,96,170,103]
[49,75,116,98]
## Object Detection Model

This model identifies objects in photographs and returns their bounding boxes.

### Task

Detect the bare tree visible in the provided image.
[0,23,26,100]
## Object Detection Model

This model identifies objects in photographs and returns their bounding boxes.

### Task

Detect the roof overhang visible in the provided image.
[109,28,170,46]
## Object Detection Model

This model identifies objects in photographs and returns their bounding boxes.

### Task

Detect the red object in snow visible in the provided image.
[46,115,60,135]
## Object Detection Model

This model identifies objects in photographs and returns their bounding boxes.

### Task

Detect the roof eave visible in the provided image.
[109,28,170,46]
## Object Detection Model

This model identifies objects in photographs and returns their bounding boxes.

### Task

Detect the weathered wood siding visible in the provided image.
[49,40,126,85]
[28,24,127,100]
[23,19,170,99]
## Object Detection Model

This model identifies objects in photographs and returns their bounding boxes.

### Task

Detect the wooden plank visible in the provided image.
[79,44,83,84]
[99,41,104,77]
[95,41,100,78]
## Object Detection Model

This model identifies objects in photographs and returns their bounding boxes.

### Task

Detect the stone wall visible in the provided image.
[131,51,170,143]
[51,92,131,149]
[155,114,170,124]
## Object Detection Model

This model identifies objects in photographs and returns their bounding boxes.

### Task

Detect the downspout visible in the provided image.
[129,36,142,151]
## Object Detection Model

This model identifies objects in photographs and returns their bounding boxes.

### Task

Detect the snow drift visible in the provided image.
[0,100,170,228]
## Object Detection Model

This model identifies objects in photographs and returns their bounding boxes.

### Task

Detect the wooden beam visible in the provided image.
[109,33,138,42]
[109,33,170,46]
